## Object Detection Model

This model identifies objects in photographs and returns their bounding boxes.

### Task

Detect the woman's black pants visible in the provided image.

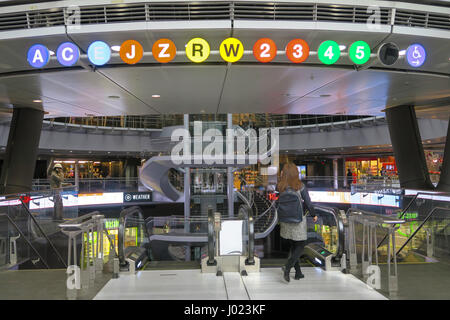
[285,240,306,272]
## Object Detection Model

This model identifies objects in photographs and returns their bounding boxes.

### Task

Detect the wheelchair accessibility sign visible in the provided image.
[406,44,426,68]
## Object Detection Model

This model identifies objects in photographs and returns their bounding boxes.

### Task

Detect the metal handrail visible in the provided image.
[313,204,346,260]
[347,208,405,225]
[118,206,146,267]
[207,207,216,266]
[377,191,450,248]
[19,199,67,268]
[0,213,50,269]
[244,204,255,265]
[395,206,450,256]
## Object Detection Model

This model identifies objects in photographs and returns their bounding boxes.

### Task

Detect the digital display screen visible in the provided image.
[297,165,307,179]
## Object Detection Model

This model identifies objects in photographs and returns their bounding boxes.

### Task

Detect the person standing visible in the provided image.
[47,159,69,220]
[347,168,353,189]
[277,163,317,283]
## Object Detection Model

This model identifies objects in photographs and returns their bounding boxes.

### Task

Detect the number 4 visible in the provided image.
[325,46,334,60]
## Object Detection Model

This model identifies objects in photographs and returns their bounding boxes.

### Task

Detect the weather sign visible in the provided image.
[406,44,426,67]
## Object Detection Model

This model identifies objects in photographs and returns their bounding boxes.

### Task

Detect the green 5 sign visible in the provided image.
[349,41,371,64]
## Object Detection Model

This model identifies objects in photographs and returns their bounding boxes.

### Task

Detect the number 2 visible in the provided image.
[260,43,271,57]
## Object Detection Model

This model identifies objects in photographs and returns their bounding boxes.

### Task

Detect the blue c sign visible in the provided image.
[27,44,50,68]
[56,42,79,66]
[87,41,111,66]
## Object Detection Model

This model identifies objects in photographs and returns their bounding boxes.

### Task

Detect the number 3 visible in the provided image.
[293,44,303,58]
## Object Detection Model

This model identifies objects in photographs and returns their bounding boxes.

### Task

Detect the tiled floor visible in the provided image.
[94,267,387,300]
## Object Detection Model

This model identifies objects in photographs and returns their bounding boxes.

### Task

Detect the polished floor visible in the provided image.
[94,267,387,300]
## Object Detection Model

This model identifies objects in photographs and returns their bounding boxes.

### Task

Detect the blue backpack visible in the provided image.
[276,187,304,223]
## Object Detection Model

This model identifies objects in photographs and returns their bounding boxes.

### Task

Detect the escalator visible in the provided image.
[117,206,151,271]
[303,205,347,270]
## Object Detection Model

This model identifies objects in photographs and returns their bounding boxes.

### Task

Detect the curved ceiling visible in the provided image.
[0,1,448,118]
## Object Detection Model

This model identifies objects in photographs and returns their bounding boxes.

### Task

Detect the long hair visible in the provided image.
[277,162,303,192]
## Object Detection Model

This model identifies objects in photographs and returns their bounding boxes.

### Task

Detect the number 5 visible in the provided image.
[356,46,365,60]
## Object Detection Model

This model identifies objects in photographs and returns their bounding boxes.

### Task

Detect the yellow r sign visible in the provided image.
[219,37,244,63]
[186,38,210,63]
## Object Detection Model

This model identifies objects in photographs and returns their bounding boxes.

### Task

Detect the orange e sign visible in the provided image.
[253,38,277,63]
[152,39,177,63]
[120,40,143,64]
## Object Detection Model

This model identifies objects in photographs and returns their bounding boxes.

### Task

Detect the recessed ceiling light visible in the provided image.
[111,46,121,52]
[152,94,161,98]
[33,99,42,103]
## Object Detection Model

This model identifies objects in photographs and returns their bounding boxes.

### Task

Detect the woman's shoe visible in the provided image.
[281,267,290,283]
[294,270,305,280]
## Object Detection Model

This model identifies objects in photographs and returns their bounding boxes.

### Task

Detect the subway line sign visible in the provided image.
[27,38,425,68]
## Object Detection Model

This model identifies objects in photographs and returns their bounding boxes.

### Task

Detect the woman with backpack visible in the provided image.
[277,163,317,283]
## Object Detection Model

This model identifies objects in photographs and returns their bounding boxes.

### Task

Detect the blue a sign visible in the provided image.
[27,44,50,68]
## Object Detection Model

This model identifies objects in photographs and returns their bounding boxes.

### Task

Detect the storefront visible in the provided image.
[53,160,125,179]
[345,156,398,179]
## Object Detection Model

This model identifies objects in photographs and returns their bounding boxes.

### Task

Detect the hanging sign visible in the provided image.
[285,39,309,63]
[219,37,244,63]
[253,38,277,63]
[185,38,210,63]
[120,40,143,64]
[406,43,426,67]
[152,38,177,63]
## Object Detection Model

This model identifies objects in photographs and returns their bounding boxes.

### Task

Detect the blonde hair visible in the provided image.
[277,162,303,192]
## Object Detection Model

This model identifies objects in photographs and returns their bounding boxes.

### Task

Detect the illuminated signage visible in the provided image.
[253,38,277,63]
[120,40,143,64]
[406,43,426,67]
[56,42,79,66]
[87,41,111,66]
[285,39,309,63]
[349,41,371,65]
[27,44,50,68]
[152,38,177,63]
[318,40,341,65]
[124,192,152,203]
[185,38,210,63]
[219,37,244,63]
[27,39,427,68]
